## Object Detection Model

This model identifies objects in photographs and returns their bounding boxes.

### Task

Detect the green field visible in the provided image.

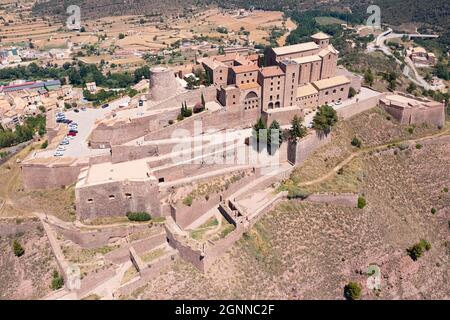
[315,16,346,26]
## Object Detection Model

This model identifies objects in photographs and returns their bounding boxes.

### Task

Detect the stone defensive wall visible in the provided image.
[75,176,161,220]
[89,86,217,148]
[165,191,289,273]
[21,153,111,191]
[144,107,259,141]
[287,131,332,165]
[303,193,359,207]
[169,168,259,229]
[336,90,386,120]
[261,106,305,126]
[89,108,179,149]
[21,157,87,190]
[52,223,154,249]
[103,229,167,264]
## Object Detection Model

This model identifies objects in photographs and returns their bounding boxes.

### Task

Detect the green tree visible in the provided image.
[348,87,357,98]
[312,105,338,136]
[252,117,267,148]
[51,270,64,290]
[407,82,417,94]
[407,239,431,261]
[289,115,307,139]
[357,195,366,209]
[344,282,362,300]
[13,239,25,257]
[364,68,374,86]
[267,120,282,154]
[351,137,362,148]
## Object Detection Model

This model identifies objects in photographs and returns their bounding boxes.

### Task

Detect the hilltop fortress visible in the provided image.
[17,32,444,274]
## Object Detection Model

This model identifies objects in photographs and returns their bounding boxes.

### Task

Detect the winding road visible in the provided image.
[366,28,439,91]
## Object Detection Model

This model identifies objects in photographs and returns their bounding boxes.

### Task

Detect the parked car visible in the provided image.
[74,109,80,113]
[60,140,69,145]
[81,107,87,111]
[101,104,109,109]
[57,146,66,151]
[334,100,342,105]
[67,132,77,137]
[54,151,64,157]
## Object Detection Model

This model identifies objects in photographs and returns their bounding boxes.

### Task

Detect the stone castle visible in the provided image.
[201,32,351,125]
[18,31,444,273]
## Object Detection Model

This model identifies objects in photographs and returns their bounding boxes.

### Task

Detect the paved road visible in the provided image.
[366,28,439,91]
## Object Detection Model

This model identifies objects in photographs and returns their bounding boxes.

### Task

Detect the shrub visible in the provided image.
[41,140,48,149]
[431,208,437,214]
[183,195,193,206]
[193,103,204,114]
[12,239,25,257]
[51,270,64,290]
[351,137,362,148]
[126,211,151,222]
[407,239,431,261]
[415,143,422,149]
[443,187,448,193]
[287,187,309,200]
[344,282,362,300]
[357,196,366,209]
[348,87,357,98]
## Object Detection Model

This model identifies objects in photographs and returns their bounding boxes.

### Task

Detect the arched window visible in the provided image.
[268,102,274,109]
[275,101,280,108]
[245,91,258,100]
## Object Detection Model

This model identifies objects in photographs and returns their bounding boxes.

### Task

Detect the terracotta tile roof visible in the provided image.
[311,32,331,40]
[260,66,284,78]
[297,83,318,97]
[232,64,259,74]
[272,42,319,56]
[293,55,321,64]
[237,82,260,90]
[312,76,350,90]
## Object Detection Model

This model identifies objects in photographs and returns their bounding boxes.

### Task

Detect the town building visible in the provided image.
[406,46,436,66]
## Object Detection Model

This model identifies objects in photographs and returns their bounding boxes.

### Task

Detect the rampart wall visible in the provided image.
[287,131,332,165]
[336,91,385,119]
[75,179,161,220]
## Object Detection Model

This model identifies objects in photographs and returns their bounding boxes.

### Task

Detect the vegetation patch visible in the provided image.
[126,212,151,222]
[407,239,431,261]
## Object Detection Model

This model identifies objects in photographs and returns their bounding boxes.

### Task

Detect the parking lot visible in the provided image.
[37,96,131,159]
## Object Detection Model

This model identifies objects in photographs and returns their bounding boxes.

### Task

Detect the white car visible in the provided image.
[54,151,64,157]
[67,135,75,140]
[57,146,66,151]
[334,100,342,105]
[60,140,69,145]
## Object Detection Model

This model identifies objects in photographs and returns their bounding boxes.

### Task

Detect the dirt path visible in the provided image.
[299,128,450,187]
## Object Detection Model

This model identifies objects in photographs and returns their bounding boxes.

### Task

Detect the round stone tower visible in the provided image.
[149,67,180,101]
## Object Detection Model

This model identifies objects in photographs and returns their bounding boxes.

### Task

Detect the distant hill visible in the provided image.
[32,0,449,29]
[31,0,207,19]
